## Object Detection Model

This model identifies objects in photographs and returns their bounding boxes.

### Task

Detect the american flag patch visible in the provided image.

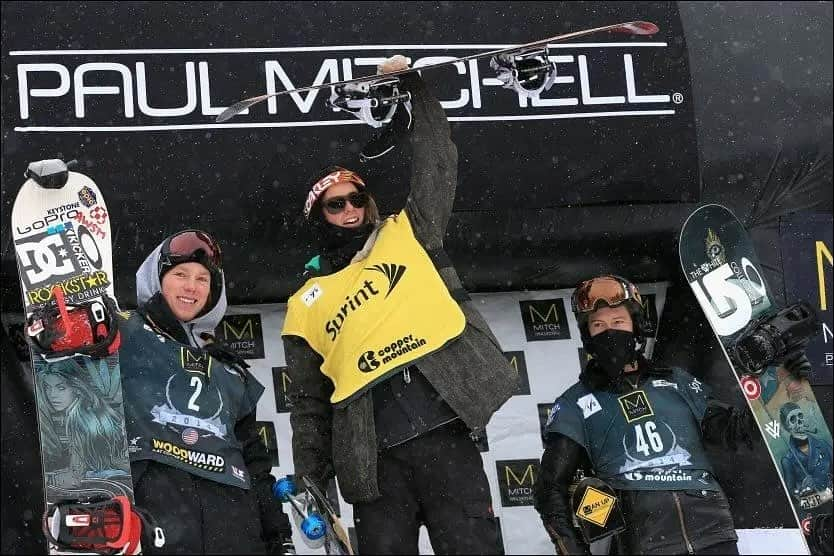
[182,428,199,445]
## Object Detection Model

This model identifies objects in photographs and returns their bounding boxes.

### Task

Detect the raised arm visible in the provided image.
[400,70,459,250]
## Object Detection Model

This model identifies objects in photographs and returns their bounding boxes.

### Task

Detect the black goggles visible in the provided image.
[322,191,369,215]
[160,230,222,270]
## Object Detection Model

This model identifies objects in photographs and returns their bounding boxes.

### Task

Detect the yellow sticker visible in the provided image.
[575,486,616,527]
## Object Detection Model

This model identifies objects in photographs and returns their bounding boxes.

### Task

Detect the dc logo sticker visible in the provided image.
[78,186,97,208]
[741,376,761,400]
[16,233,79,287]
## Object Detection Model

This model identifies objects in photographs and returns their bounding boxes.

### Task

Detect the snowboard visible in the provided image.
[679,204,832,554]
[216,20,659,123]
[11,159,137,554]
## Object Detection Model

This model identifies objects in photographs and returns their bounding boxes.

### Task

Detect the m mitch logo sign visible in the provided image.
[519,298,570,341]
[496,459,540,507]
[10,41,685,132]
[215,314,265,359]
[504,351,530,395]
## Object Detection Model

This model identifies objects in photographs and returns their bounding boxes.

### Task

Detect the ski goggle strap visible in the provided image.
[571,275,643,315]
[304,169,366,219]
[160,230,222,270]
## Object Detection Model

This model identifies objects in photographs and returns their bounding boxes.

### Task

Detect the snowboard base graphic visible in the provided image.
[680,204,832,554]
[12,160,137,554]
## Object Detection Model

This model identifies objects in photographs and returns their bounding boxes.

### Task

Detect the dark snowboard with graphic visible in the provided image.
[680,204,832,552]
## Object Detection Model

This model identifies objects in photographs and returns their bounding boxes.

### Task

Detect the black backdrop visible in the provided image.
[2,0,832,548]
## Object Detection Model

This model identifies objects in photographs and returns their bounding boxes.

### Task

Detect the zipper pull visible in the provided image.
[403,367,412,384]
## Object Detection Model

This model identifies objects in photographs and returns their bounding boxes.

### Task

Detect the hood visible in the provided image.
[135,240,228,348]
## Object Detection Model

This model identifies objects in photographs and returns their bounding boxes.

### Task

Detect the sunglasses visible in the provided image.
[161,230,223,269]
[322,191,370,215]
[571,276,643,314]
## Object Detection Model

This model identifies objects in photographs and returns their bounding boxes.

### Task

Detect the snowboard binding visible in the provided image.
[328,79,412,128]
[490,48,557,96]
[26,286,121,360]
[729,301,821,376]
[42,495,164,555]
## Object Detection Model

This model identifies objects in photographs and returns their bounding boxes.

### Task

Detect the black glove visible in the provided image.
[542,516,591,555]
[200,333,251,378]
[702,400,757,451]
[783,349,812,380]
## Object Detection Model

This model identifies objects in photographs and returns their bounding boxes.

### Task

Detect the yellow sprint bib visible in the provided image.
[282,211,466,405]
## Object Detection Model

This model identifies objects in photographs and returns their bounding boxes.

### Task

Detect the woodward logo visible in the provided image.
[215,314,264,359]
[496,459,539,507]
[151,438,225,472]
[519,298,571,341]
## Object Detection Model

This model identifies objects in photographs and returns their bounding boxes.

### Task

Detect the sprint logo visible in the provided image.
[365,263,406,298]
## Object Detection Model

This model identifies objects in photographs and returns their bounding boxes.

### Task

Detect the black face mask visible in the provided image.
[586,329,638,380]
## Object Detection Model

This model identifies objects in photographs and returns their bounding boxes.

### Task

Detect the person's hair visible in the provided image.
[307,165,381,226]
[36,361,129,475]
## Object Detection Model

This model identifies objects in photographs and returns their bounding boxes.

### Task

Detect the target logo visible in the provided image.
[801,516,812,535]
[741,376,761,400]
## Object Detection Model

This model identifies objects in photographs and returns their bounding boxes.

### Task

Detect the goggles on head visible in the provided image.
[571,275,643,315]
[159,230,222,273]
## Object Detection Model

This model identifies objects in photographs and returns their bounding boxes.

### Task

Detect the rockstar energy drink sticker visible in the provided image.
[575,486,616,527]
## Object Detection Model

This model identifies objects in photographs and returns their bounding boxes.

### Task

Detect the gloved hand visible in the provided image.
[783,349,812,380]
[542,516,591,555]
[200,333,251,377]
[377,54,410,74]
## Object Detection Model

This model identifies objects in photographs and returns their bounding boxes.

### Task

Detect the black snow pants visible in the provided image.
[352,420,502,555]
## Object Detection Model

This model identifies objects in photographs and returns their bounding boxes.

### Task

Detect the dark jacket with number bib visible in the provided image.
[282,72,519,504]
[117,241,291,554]
[534,357,746,555]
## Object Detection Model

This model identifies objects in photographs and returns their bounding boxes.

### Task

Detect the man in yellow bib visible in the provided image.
[281,56,518,554]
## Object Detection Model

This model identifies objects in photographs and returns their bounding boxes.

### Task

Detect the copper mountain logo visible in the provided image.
[365,263,406,297]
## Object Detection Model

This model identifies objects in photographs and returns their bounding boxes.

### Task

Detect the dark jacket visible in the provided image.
[534,359,746,555]
[128,262,291,553]
[283,73,518,503]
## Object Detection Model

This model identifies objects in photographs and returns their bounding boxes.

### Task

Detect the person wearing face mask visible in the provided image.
[116,230,294,554]
[534,274,783,555]
[281,56,516,554]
